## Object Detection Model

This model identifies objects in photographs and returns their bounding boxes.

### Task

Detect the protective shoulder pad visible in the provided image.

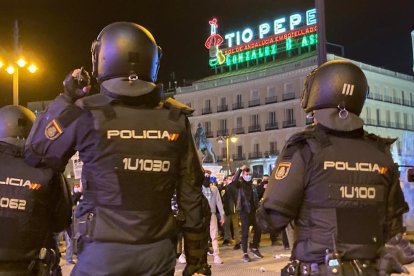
[282,131,314,159]
[75,94,116,110]
[364,132,397,152]
[161,97,194,115]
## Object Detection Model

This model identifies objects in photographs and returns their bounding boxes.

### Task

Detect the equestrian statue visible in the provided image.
[194,123,217,163]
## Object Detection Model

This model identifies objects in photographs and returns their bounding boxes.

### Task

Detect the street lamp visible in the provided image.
[217,134,238,173]
[3,56,39,106]
[1,20,39,105]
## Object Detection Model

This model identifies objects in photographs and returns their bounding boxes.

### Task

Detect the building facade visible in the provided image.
[174,53,414,230]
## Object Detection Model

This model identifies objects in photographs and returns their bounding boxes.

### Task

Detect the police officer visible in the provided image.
[257,60,414,275]
[0,105,72,276]
[24,22,210,276]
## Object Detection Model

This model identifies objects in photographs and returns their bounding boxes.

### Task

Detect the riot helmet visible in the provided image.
[301,60,369,115]
[91,22,162,96]
[0,105,36,140]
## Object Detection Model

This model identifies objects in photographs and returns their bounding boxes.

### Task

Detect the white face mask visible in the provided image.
[242,175,252,182]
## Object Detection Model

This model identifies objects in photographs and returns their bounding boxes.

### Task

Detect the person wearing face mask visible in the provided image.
[226,165,262,263]
[201,170,225,264]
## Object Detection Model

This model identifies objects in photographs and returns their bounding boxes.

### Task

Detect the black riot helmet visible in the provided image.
[301,60,369,115]
[91,22,162,96]
[0,105,36,140]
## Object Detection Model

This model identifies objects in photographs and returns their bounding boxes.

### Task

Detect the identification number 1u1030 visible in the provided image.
[122,158,170,172]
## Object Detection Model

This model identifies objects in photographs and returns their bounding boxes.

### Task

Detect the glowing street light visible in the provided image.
[0,20,40,105]
[6,65,15,74]
[217,134,238,173]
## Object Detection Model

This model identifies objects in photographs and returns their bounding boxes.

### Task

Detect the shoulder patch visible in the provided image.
[274,162,291,180]
[45,119,63,140]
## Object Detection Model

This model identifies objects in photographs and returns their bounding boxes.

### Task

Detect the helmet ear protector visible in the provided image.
[301,67,318,112]
[91,39,100,78]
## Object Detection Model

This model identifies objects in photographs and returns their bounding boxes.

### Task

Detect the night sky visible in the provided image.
[0,0,413,106]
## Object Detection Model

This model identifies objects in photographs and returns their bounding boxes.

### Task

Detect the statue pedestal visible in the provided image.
[203,164,224,183]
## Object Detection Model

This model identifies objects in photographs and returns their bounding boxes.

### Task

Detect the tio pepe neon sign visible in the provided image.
[206,8,318,68]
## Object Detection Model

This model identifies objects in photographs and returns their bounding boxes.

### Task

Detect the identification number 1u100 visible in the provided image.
[122,158,170,172]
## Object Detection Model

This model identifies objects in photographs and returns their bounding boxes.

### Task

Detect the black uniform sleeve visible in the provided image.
[262,143,309,229]
[24,94,91,172]
[177,117,206,231]
[177,117,210,273]
[385,163,410,240]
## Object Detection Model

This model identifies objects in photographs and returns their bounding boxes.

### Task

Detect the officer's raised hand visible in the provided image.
[63,68,91,102]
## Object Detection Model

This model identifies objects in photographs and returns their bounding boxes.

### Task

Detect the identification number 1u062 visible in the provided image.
[122,158,170,172]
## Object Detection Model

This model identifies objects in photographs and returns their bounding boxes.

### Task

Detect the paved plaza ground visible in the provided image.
[60,233,414,276]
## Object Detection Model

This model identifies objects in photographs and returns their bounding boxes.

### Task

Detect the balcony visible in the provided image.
[383,95,393,103]
[265,96,278,104]
[232,127,245,134]
[248,124,261,133]
[248,99,260,107]
[265,122,278,130]
[232,153,245,161]
[217,104,228,112]
[217,129,229,137]
[202,107,212,115]
[248,151,263,159]
[264,150,280,158]
[232,102,244,110]
[282,92,295,101]
[283,120,296,128]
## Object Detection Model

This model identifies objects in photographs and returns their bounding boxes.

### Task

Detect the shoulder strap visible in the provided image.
[364,132,397,153]
[282,127,332,160]
[76,94,118,121]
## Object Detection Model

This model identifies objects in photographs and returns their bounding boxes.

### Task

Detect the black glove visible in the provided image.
[63,67,91,102]
[183,263,211,276]
[378,234,414,275]
[256,206,274,233]
[182,231,210,276]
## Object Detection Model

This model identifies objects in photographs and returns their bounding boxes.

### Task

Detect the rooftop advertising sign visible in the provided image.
[205,8,318,69]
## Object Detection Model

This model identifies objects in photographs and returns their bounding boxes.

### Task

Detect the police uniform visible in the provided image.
[24,89,210,275]
[259,60,411,275]
[0,106,71,276]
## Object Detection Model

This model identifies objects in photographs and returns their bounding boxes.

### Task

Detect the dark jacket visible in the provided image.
[227,169,259,214]
[24,91,206,245]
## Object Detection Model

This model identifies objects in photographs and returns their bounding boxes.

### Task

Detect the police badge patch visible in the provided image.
[275,162,291,180]
[45,119,63,140]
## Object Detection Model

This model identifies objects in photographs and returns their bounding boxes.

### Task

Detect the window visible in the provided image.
[220,97,226,106]
[203,121,211,135]
[284,83,293,93]
[395,112,400,128]
[236,94,242,104]
[267,86,276,97]
[270,141,277,153]
[204,99,211,109]
[251,90,259,100]
[219,119,227,130]
[285,108,294,121]
[236,116,243,128]
[251,114,259,126]
[386,110,391,127]
[268,111,276,124]
[404,113,408,129]
[253,143,260,153]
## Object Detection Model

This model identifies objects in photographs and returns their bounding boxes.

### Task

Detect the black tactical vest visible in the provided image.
[0,142,56,262]
[75,94,188,244]
[289,127,396,263]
